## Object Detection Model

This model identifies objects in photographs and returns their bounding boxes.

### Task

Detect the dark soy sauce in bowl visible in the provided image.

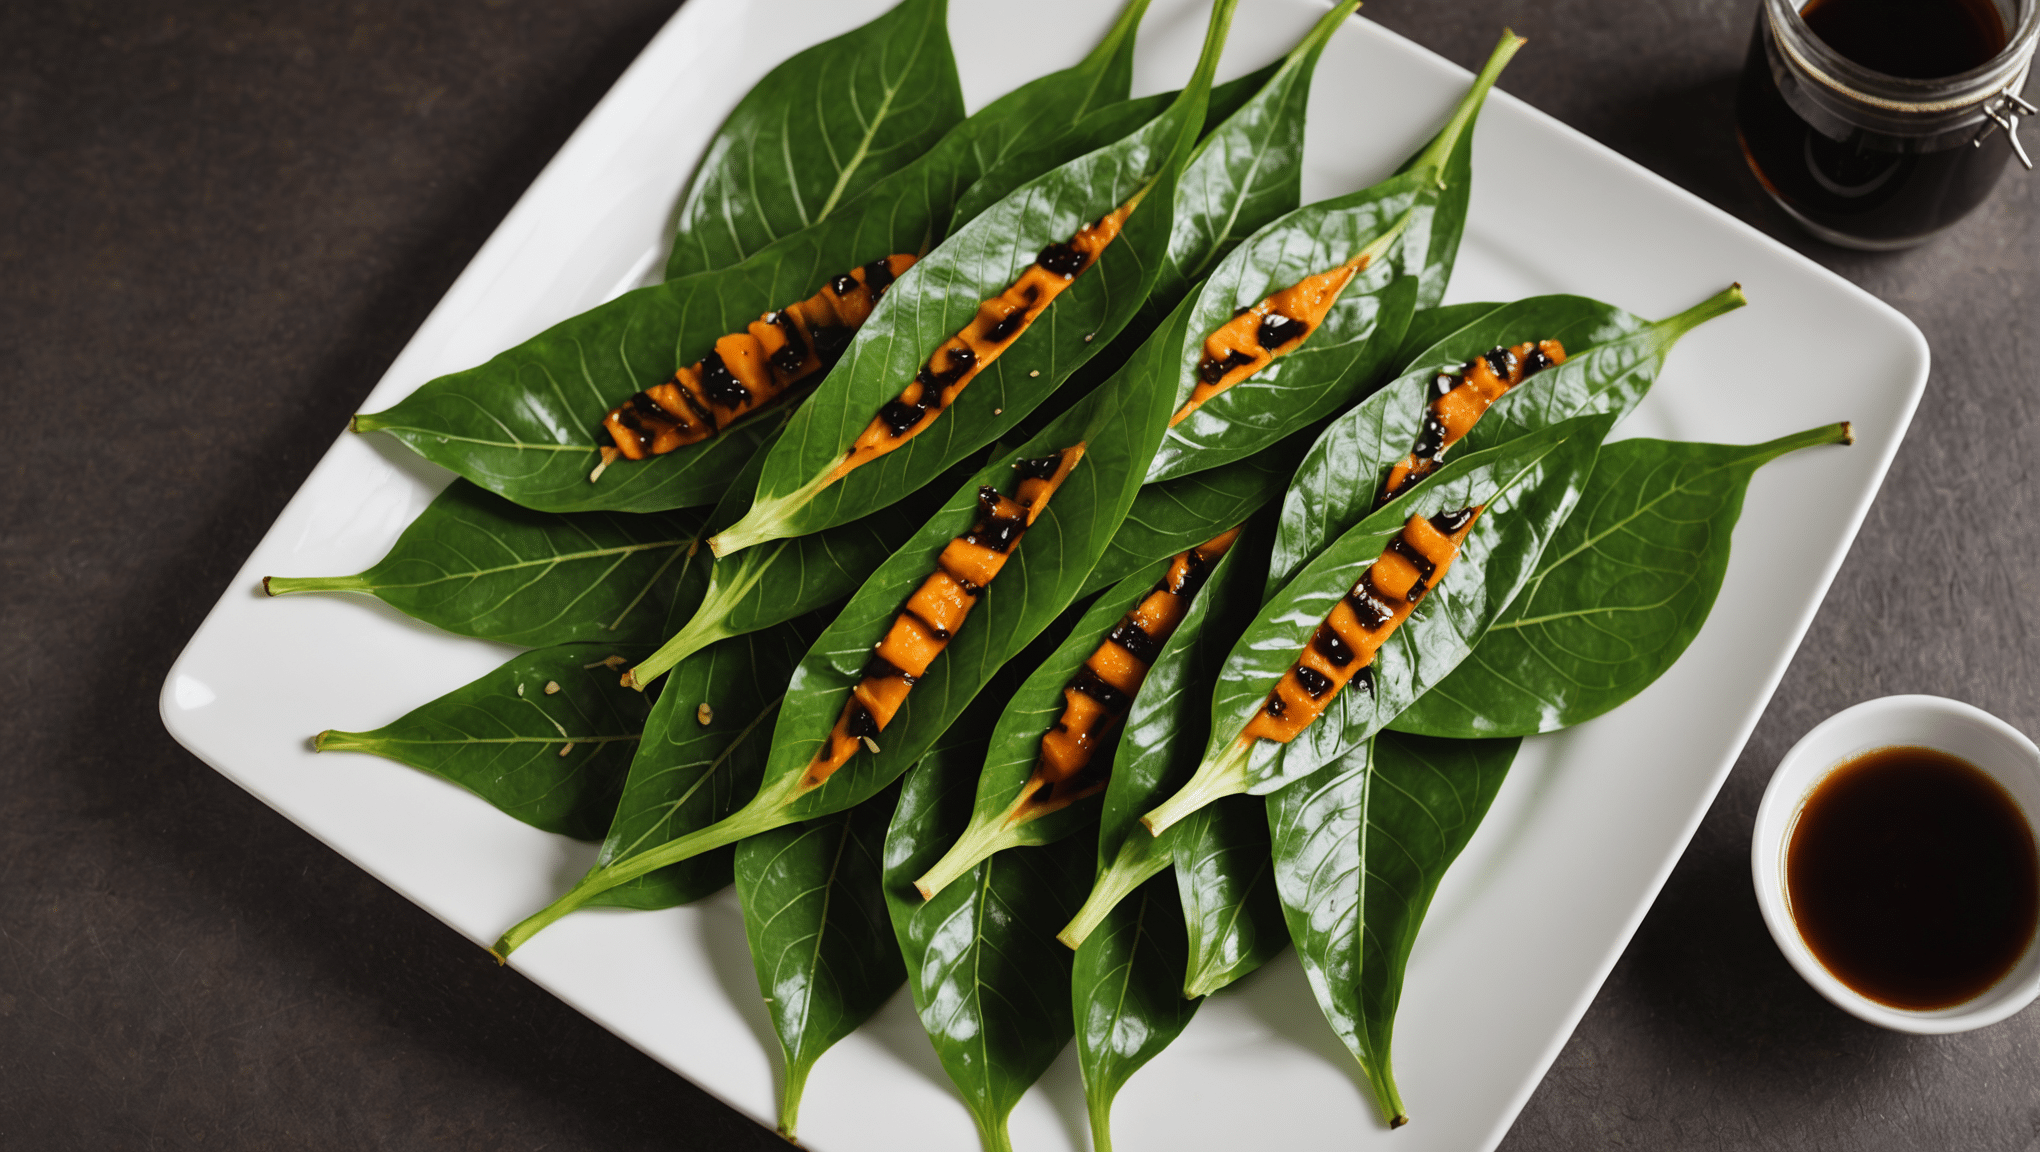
[1786,746,2040,1010]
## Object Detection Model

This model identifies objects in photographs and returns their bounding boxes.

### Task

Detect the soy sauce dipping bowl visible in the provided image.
[1752,695,2040,1033]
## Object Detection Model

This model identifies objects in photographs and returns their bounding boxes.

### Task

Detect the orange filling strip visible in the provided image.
[595,254,916,475]
[1240,507,1481,745]
[795,445,1087,794]
[824,196,1140,486]
[1378,339,1566,505]
[1169,250,1378,429]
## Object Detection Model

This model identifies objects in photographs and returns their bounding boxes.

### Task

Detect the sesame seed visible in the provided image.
[697,702,714,726]
[544,681,561,695]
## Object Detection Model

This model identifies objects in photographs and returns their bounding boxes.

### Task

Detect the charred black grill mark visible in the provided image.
[904,609,949,642]
[1313,627,1355,668]
[964,486,1026,553]
[1521,345,1553,375]
[1294,665,1333,699]
[1037,242,1086,277]
[699,352,749,409]
[1353,665,1375,696]
[844,702,881,740]
[1197,348,1256,385]
[861,654,918,684]
[1070,667,1130,712]
[1482,346,1517,379]
[770,312,808,376]
[830,273,859,296]
[809,324,851,363]
[862,258,898,294]
[1107,621,1161,664]
[1346,576,1397,630]
[877,400,923,437]
[1012,452,1063,481]
[1428,507,1475,535]
[987,307,1028,343]
[1266,692,1287,718]
[1430,372,1460,400]
[1256,312,1308,350]
[594,425,616,448]
[1166,548,1212,597]
[1390,537,1436,581]
[1412,411,1448,461]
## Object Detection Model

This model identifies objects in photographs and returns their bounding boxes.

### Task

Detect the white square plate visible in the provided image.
[161,1,1928,1148]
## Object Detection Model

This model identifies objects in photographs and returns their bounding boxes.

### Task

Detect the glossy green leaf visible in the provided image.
[1172,795,1287,995]
[665,0,964,279]
[883,698,1093,1152]
[1391,300,1498,374]
[1266,286,1746,596]
[1085,421,1315,597]
[353,0,1152,516]
[625,442,975,689]
[1057,526,1284,998]
[1072,875,1197,1152]
[1268,730,1519,1126]
[711,0,1236,554]
[735,782,905,1139]
[492,279,1188,954]
[1394,423,1852,737]
[315,642,654,840]
[582,620,818,911]
[264,480,709,647]
[1140,413,1610,835]
[1141,32,1525,485]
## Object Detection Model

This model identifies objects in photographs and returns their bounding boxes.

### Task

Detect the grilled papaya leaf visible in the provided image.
[1072,875,1198,1152]
[313,642,654,840]
[352,0,1152,517]
[263,480,709,647]
[710,0,1237,555]
[735,781,905,1140]
[581,620,818,910]
[666,0,964,279]
[625,437,977,690]
[1394,423,1852,738]
[1267,286,1745,596]
[1142,32,1525,485]
[492,275,1190,955]
[1269,731,1520,1127]
[882,696,1093,1152]
[1141,412,1610,834]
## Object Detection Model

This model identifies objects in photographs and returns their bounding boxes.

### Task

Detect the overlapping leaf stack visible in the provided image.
[266,2,1850,1147]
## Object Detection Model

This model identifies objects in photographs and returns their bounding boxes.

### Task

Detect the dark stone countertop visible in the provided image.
[3,1,2035,1148]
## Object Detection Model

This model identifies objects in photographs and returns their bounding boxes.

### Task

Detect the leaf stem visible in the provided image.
[1409,29,1527,183]
[622,558,765,689]
[1648,282,1748,351]
[1140,738,1251,837]
[777,1055,811,1139]
[913,813,1013,902]
[1750,420,1855,462]
[263,573,371,596]
[710,467,836,558]
[1058,849,1169,949]
[1087,1089,1118,1152]
[490,801,782,958]
[1366,1057,1411,1130]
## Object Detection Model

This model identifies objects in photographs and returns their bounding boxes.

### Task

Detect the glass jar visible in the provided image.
[1736,0,2038,250]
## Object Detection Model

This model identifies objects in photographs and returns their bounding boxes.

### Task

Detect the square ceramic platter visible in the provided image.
[161,0,1929,1148]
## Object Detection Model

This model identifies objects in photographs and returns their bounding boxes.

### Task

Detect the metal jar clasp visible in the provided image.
[1974,87,2038,170]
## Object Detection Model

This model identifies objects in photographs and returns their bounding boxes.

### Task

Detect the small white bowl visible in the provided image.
[1751,694,2040,1033]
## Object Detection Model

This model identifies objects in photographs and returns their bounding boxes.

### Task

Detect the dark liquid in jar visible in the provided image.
[1786,746,2039,1010]
[1736,0,2014,245]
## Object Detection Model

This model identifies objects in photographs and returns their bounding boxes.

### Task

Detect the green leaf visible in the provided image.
[711,0,1235,554]
[625,441,975,690]
[1266,286,1746,597]
[883,702,1094,1152]
[582,620,818,911]
[1057,525,1284,1000]
[1142,31,1524,485]
[1268,731,1520,1126]
[264,480,709,647]
[665,0,965,279]
[1085,420,1315,597]
[1141,413,1610,835]
[315,642,655,840]
[1172,795,1287,996]
[1390,301,1498,374]
[491,279,1188,954]
[353,0,1152,516]
[1072,876,1198,1152]
[1394,423,1853,737]
[735,782,906,1139]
